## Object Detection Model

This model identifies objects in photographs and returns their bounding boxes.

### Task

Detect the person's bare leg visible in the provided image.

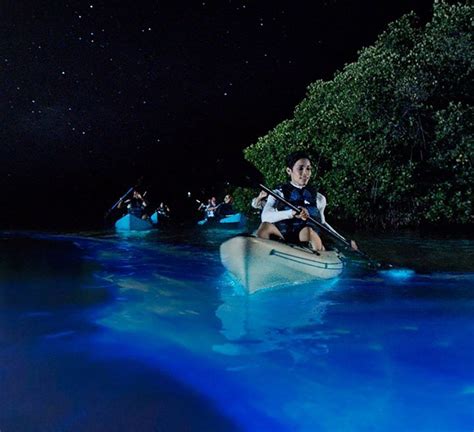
[256,222,284,240]
[299,227,324,251]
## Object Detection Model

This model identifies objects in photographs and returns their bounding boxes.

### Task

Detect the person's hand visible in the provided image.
[350,240,358,250]
[294,207,309,220]
[258,190,268,199]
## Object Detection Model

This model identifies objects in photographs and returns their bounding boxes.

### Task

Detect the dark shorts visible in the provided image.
[275,220,320,244]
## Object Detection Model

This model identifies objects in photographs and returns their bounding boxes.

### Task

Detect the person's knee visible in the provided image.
[298,227,310,241]
[257,222,283,240]
[308,228,325,250]
[256,222,272,238]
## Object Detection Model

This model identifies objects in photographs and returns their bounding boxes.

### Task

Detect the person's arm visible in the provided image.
[261,190,294,223]
[251,191,268,209]
[317,193,358,250]
[317,192,341,235]
[208,204,220,212]
[316,193,328,225]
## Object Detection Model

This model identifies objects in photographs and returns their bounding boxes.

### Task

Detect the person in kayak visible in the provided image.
[198,197,219,220]
[118,189,148,219]
[197,199,209,212]
[257,151,357,251]
[157,202,171,218]
[216,194,235,218]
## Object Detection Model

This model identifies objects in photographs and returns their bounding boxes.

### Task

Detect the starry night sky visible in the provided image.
[1,0,434,228]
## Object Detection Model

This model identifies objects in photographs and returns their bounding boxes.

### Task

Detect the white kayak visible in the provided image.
[220,235,344,293]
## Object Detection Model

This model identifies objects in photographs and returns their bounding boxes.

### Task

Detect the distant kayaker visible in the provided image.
[257,151,357,251]
[198,197,219,219]
[216,194,235,218]
[197,199,209,212]
[156,202,171,218]
[118,189,148,219]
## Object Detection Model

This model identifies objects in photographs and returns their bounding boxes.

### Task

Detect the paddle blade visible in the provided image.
[379,268,416,280]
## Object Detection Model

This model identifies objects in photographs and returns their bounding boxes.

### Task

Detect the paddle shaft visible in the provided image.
[258,184,375,263]
[105,186,134,218]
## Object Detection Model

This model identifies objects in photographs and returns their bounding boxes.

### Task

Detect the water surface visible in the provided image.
[1,228,473,431]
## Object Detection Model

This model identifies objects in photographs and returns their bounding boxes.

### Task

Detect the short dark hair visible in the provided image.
[285,151,311,169]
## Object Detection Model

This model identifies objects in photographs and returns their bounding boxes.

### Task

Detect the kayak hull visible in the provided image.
[150,212,159,225]
[115,214,153,231]
[219,213,246,225]
[220,235,344,293]
[198,213,246,228]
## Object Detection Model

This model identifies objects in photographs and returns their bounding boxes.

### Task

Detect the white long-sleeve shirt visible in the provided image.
[251,197,266,210]
[261,184,344,239]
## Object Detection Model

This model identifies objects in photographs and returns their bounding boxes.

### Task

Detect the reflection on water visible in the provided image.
[0,229,473,431]
[214,278,337,359]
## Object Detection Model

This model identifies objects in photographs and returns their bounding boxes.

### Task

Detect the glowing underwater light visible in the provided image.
[380,268,416,280]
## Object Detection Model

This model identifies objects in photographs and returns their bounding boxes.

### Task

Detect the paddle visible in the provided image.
[258,183,390,269]
[104,186,134,219]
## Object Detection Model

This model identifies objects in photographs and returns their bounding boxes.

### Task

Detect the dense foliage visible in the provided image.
[242,1,473,228]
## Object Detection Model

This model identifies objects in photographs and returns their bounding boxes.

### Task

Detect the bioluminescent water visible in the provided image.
[1,229,473,431]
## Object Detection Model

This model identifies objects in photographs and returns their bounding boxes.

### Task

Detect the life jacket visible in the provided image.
[276,184,320,218]
[274,183,321,234]
[205,204,216,218]
[128,197,144,217]
[217,203,234,217]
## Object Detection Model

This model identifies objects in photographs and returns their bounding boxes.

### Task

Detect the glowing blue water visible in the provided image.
[1,230,473,431]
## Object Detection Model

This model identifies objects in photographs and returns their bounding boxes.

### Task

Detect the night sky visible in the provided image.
[1,0,434,228]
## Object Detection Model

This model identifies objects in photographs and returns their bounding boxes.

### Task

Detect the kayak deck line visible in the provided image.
[269,249,344,270]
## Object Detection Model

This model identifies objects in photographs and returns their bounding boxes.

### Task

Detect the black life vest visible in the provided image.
[217,203,234,217]
[128,197,145,217]
[274,183,321,235]
[275,183,320,220]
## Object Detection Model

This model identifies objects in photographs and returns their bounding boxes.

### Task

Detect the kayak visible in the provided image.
[220,213,246,225]
[150,211,160,225]
[220,235,344,293]
[150,212,172,226]
[197,213,247,228]
[115,214,154,231]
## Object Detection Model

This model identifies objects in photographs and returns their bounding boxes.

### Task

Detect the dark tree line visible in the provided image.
[238,1,472,228]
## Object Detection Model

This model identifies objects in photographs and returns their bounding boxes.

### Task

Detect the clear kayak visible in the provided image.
[220,235,344,293]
